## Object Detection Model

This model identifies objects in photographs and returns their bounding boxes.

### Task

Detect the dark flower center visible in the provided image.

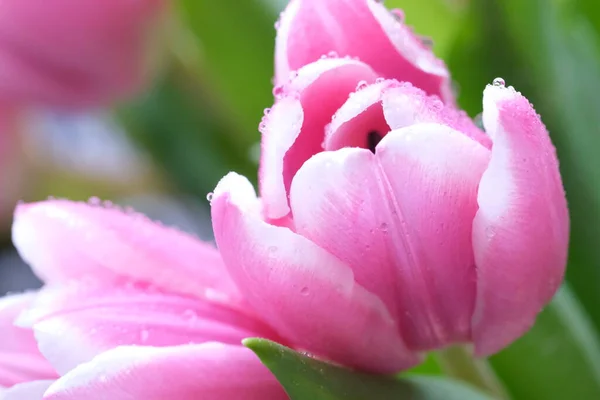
[367,131,383,153]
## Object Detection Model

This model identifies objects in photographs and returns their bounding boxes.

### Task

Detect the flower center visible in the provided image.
[367,131,383,153]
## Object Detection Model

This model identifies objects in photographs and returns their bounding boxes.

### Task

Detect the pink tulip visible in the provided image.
[0,293,57,390]
[1,200,288,399]
[211,60,569,373]
[0,0,165,108]
[274,0,453,103]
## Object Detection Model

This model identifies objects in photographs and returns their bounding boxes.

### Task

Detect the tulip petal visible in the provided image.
[0,293,56,388]
[260,58,378,219]
[212,173,417,373]
[472,85,569,355]
[0,380,53,400]
[325,80,491,151]
[18,282,281,375]
[41,344,287,400]
[291,123,490,350]
[12,200,242,305]
[275,0,452,102]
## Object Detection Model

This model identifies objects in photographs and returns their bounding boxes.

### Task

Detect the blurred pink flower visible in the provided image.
[0,201,288,399]
[0,0,165,109]
[274,0,453,102]
[0,109,26,228]
[210,59,569,373]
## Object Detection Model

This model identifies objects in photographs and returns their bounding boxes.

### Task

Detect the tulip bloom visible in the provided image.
[1,201,287,399]
[0,293,57,390]
[274,0,453,102]
[211,58,569,373]
[0,0,165,108]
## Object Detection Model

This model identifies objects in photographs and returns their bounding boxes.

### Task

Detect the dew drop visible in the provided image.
[418,35,434,49]
[492,77,505,87]
[327,50,339,58]
[272,85,285,99]
[391,9,404,22]
[88,196,101,206]
[263,107,271,116]
[300,286,310,296]
[206,192,214,203]
[375,77,385,83]
[355,80,368,91]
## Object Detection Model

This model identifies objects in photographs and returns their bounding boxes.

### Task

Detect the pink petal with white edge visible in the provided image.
[0,380,54,400]
[275,0,453,102]
[325,80,491,151]
[18,282,282,375]
[292,123,490,350]
[0,293,57,388]
[472,84,569,355]
[212,173,417,373]
[42,344,287,400]
[260,58,378,219]
[12,200,243,305]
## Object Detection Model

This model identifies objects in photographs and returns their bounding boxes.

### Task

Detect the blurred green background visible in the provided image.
[2,0,600,398]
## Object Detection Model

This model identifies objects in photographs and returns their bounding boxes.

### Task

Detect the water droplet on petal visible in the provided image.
[327,50,338,58]
[264,107,271,116]
[206,192,214,203]
[88,196,101,206]
[375,77,385,83]
[492,77,505,87]
[391,9,404,22]
[300,286,310,296]
[418,35,434,49]
[273,85,285,99]
[355,80,368,91]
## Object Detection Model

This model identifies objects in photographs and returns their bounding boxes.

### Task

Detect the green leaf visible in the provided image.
[490,285,600,399]
[245,338,492,400]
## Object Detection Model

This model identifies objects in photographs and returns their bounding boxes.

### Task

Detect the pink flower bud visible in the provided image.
[211,60,569,373]
[0,0,165,108]
[274,0,453,102]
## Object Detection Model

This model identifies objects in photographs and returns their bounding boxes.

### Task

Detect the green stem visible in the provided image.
[436,345,510,399]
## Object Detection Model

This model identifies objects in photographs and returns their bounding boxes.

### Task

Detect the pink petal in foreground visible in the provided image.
[275,0,452,102]
[0,293,56,388]
[12,200,243,305]
[19,282,282,375]
[291,123,490,350]
[472,84,569,355]
[42,344,287,400]
[212,173,417,373]
[0,380,54,400]
[260,58,378,219]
